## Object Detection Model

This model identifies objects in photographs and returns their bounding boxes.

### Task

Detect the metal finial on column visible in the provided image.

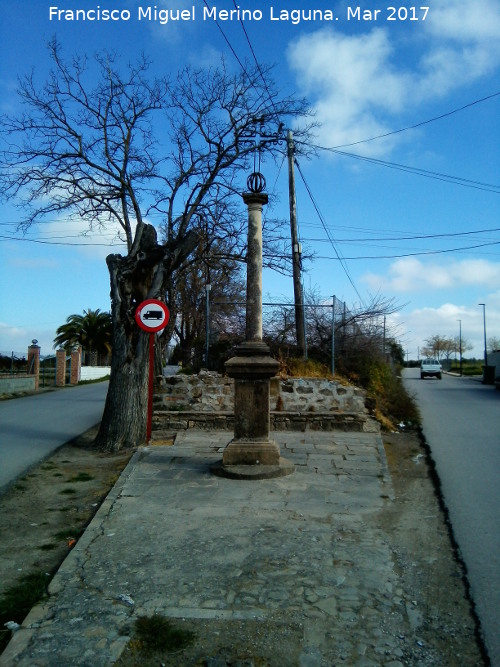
[247,172,266,193]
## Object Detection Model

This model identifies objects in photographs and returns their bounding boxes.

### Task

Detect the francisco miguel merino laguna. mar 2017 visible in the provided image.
[48,5,431,25]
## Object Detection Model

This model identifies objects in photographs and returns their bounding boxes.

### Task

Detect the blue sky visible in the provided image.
[1,0,499,361]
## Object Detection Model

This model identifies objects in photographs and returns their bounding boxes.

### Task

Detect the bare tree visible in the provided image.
[171,235,246,368]
[452,335,473,359]
[1,40,311,450]
[262,287,403,370]
[421,335,448,360]
[488,337,500,353]
[422,334,472,361]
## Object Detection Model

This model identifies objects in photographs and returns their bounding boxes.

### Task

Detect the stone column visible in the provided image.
[56,349,66,387]
[27,343,40,391]
[244,192,266,342]
[217,179,293,478]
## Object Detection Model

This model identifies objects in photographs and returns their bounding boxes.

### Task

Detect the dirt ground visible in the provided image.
[0,428,486,665]
[378,431,486,666]
[0,427,132,651]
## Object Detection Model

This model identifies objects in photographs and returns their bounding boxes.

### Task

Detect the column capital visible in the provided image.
[242,192,268,207]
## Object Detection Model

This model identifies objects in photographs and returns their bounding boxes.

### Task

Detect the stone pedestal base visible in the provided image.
[222,439,280,466]
[219,341,294,479]
[212,457,295,480]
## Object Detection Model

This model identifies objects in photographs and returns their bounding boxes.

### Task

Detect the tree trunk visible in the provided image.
[94,336,150,451]
[93,224,198,452]
[93,263,151,451]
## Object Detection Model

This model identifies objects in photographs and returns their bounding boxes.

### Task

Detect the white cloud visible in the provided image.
[0,321,57,357]
[9,257,59,269]
[37,216,129,261]
[0,322,28,356]
[0,322,27,339]
[287,29,407,154]
[424,0,500,44]
[362,257,500,293]
[287,0,500,155]
[391,296,500,358]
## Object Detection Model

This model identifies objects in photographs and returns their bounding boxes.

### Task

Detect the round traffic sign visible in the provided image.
[135,299,170,333]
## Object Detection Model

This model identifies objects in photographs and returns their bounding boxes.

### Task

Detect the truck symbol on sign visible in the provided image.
[143,310,163,320]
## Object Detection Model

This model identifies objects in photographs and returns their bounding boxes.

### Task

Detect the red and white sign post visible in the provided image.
[134,299,170,442]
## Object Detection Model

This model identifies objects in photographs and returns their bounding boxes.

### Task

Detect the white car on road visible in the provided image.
[420,358,442,380]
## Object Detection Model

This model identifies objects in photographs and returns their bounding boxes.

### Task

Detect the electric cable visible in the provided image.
[294,159,365,304]
[329,91,500,150]
[299,226,500,242]
[310,239,500,260]
[295,141,500,193]
[201,0,248,74]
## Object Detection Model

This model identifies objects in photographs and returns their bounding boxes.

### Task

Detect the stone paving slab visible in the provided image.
[0,430,413,666]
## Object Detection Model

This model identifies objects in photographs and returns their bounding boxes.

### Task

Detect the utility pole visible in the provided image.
[205,284,211,367]
[287,130,306,356]
[331,295,336,376]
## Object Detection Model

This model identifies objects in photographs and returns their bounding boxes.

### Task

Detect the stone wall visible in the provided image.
[153,371,373,435]
[156,371,366,414]
[272,377,366,413]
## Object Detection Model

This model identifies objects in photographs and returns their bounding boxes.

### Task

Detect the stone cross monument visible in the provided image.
[215,173,294,479]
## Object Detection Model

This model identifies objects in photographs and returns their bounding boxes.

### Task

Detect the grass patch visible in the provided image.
[449,361,484,376]
[67,472,94,483]
[133,614,195,655]
[279,355,334,379]
[59,488,77,495]
[366,362,420,430]
[78,376,110,385]
[0,571,50,652]
[38,543,58,551]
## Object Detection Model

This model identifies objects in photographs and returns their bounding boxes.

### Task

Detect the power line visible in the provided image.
[296,142,500,193]
[202,0,248,74]
[3,229,496,259]
[0,234,124,246]
[231,0,282,126]
[310,239,500,260]
[294,159,365,304]
[301,226,500,243]
[329,90,500,150]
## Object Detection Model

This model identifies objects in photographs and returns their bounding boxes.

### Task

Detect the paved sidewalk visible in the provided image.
[0,430,428,666]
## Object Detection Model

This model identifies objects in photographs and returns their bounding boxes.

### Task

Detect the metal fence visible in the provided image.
[203,294,387,373]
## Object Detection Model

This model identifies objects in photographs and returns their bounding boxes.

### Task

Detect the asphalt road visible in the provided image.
[0,382,108,495]
[403,368,500,666]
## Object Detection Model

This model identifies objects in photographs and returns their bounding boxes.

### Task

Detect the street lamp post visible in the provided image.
[457,319,462,376]
[478,303,488,381]
[331,295,336,376]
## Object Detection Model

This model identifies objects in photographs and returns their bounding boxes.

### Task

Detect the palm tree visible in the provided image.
[54,309,112,366]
